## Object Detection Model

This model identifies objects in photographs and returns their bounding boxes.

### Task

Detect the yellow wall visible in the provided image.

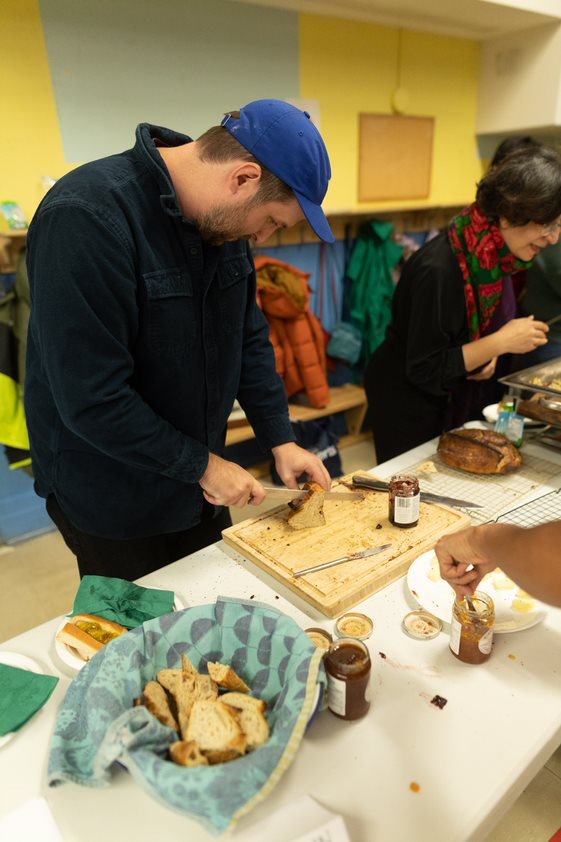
[300,16,483,213]
[1,0,73,224]
[2,3,483,225]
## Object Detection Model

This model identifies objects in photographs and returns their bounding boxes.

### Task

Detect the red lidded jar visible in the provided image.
[388,473,420,528]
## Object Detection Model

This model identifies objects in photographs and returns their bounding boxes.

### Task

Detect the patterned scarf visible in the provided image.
[447,203,532,340]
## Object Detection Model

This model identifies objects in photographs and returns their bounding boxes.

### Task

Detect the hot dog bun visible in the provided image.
[56,613,127,661]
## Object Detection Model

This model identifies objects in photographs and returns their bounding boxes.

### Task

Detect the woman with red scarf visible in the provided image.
[365,145,561,463]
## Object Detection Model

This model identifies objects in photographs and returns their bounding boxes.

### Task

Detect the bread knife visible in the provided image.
[294,543,392,577]
[262,486,364,502]
[351,475,483,509]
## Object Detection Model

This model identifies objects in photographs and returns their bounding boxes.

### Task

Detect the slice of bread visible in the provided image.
[141,680,179,732]
[207,662,250,693]
[287,481,326,530]
[182,653,198,676]
[203,749,241,765]
[235,707,269,751]
[194,674,219,702]
[186,700,247,756]
[169,740,209,767]
[175,675,197,739]
[157,667,183,696]
[219,693,269,751]
[220,692,266,714]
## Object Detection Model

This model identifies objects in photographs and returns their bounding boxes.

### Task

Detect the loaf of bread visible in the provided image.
[287,481,326,529]
[437,428,522,475]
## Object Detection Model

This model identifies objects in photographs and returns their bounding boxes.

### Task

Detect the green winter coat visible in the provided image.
[347,220,404,361]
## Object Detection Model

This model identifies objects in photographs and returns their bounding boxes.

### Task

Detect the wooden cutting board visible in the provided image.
[222,472,471,618]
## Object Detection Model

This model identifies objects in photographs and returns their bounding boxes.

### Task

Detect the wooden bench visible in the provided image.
[225,384,369,477]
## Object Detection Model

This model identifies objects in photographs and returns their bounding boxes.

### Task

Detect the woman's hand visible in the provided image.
[496,316,549,355]
[467,357,497,381]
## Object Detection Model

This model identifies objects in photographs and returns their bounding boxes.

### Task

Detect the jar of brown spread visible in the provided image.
[388,474,420,528]
[325,638,371,720]
[450,592,495,664]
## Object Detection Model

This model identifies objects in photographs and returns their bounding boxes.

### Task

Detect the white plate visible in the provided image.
[482,403,544,427]
[0,652,45,748]
[55,591,185,672]
[407,550,547,634]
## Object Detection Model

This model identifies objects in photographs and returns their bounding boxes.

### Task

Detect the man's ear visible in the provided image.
[228,162,262,195]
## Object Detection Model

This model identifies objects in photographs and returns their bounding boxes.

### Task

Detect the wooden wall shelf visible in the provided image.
[261,204,466,247]
[226,384,368,448]
[0,230,27,273]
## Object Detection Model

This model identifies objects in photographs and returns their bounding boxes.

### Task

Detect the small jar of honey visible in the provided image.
[450,592,495,664]
[325,637,371,721]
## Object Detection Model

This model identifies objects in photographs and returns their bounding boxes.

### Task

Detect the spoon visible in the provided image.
[465,594,477,612]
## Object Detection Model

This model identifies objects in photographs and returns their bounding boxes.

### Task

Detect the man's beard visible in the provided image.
[195,200,255,246]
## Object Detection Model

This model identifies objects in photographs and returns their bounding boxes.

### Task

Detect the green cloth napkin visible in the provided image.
[72,575,175,629]
[0,664,58,736]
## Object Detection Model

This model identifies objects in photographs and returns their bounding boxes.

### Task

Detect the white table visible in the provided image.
[2,438,561,842]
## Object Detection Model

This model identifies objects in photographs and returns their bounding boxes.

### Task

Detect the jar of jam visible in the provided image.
[388,473,420,528]
[450,592,495,664]
[325,637,371,721]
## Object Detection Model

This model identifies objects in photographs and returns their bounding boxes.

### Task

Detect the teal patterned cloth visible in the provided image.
[48,597,326,835]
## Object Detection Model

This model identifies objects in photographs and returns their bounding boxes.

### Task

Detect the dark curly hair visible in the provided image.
[476,144,561,226]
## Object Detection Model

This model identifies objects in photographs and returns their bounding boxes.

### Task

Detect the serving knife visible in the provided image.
[351,475,483,509]
[262,486,364,502]
[294,543,392,577]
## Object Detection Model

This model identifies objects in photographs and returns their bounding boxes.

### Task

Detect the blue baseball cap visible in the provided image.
[221,99,334,243]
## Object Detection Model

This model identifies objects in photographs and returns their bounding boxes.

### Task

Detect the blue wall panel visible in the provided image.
[39,0,300,162]
[0,460,54,544]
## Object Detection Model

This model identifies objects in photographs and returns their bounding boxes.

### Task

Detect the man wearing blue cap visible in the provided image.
[25,99,335,579]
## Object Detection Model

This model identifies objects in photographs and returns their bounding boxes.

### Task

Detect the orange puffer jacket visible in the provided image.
[255,255,330,409]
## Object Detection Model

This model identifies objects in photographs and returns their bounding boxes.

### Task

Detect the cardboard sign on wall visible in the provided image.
[358,114,434,201]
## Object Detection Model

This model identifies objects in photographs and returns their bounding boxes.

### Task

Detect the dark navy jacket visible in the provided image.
[25,124,294,538]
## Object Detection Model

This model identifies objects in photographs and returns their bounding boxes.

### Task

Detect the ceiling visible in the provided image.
[229,0,561,40]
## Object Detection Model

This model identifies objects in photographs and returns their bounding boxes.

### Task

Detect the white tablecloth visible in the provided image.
[2,438,561,842]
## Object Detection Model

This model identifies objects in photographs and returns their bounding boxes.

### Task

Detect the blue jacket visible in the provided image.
[25,124,294,538]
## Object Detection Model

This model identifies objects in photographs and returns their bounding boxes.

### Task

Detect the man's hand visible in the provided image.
[434,527,495,598]
[271,442,331,490]
[199,453,267,508]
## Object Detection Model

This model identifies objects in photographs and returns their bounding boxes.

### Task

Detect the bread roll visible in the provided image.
[437,428,522,475]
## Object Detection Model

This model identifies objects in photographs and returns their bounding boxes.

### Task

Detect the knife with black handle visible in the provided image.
[351,475,483,509]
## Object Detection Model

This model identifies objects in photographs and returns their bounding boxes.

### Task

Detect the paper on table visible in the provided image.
[0,797,63,842]
[240,795,350,842]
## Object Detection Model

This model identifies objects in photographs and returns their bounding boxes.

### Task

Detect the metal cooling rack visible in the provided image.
[495,488,561,528]
[379,450,561,524]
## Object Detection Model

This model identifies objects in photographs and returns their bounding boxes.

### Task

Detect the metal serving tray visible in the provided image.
[499,356,561,399]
